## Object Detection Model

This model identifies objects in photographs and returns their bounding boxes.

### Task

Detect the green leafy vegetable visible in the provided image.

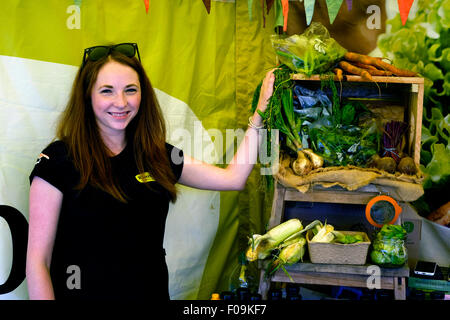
[370,224,408,267]
[302,80,380,167]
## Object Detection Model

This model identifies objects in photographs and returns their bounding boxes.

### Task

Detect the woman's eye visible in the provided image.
[125,88,138,94]
[100,89,113,94]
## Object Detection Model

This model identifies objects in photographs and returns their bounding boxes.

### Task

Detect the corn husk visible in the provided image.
[310,223,335,243]
[246,219,303,262]
[266,237,307,280]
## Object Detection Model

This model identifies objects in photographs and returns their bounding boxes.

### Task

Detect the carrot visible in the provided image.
[344,52,417,77]
[333,68,343,81]
[352,62,378,71]
[350,62,394,75]
[344,52,377,66]
[373,59,417,77]
[338,61,373,81]
[375,56,393,64]
[366,69,393,76]
[351,61,393,75]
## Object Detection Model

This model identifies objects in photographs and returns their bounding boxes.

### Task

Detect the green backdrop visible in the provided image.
[0,0,276,299]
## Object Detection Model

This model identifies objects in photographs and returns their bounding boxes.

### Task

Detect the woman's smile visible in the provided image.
[108,111,131,120]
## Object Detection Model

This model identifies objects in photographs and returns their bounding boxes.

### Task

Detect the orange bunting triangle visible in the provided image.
[143,0,149,13]
[397,0,414,25]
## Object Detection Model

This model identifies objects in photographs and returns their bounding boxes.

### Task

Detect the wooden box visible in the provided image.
[306,230,371,265]
[291,75,424,166]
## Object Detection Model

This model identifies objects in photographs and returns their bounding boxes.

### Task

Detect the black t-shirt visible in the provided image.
[29,140,184,300]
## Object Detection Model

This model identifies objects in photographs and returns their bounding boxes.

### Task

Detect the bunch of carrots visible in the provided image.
[333,52,417,82]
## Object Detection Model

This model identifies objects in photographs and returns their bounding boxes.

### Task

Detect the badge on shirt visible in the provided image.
[135,172,155,183]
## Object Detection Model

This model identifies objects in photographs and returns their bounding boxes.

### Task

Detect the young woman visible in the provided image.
[26,43,275,300]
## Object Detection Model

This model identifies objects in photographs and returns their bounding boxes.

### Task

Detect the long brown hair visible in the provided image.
[57,51,178,202]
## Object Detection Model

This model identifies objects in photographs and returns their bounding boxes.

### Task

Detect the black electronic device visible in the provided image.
[414,261,437,277]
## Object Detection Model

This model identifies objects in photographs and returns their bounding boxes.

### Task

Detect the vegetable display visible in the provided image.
[246,219,367,279]
[254,68,426,175]
[255,22,424,180]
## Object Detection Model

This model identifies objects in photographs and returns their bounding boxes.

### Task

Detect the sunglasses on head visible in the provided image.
[81,42,141,69]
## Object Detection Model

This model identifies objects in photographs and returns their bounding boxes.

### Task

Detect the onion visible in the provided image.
[303,149,324,169]
[291,151,313,175]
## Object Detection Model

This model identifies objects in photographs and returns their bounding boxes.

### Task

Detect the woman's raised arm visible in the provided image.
[178,69,275,191]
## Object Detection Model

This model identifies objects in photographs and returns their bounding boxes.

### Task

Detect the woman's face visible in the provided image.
[91,60,141,139]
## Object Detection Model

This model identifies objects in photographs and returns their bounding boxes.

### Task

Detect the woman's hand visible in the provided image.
[256,68,276,114]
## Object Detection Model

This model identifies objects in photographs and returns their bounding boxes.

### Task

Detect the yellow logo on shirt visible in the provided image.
[135,172,155,183]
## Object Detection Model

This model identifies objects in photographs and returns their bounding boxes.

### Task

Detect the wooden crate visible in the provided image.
[291,75,424,166]
[257,75,423,300]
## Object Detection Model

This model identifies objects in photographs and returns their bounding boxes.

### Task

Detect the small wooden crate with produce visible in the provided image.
[259,23,425,199]
[259,73,425,201]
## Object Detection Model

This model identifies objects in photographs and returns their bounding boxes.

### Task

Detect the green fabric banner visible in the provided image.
[0,0,279,300]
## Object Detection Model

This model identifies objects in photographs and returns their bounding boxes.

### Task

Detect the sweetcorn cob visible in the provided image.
[266,237,307,278]
[246,219,303,262]
[311,223,335,243]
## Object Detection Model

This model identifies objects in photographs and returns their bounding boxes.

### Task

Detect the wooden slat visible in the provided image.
[291,74,424,84]
[271,270,395,290]
[412,82,424,165]
[283,262,410,277]
[267,182,287,228]
[284,188,378,204]
[258,271,271,300]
